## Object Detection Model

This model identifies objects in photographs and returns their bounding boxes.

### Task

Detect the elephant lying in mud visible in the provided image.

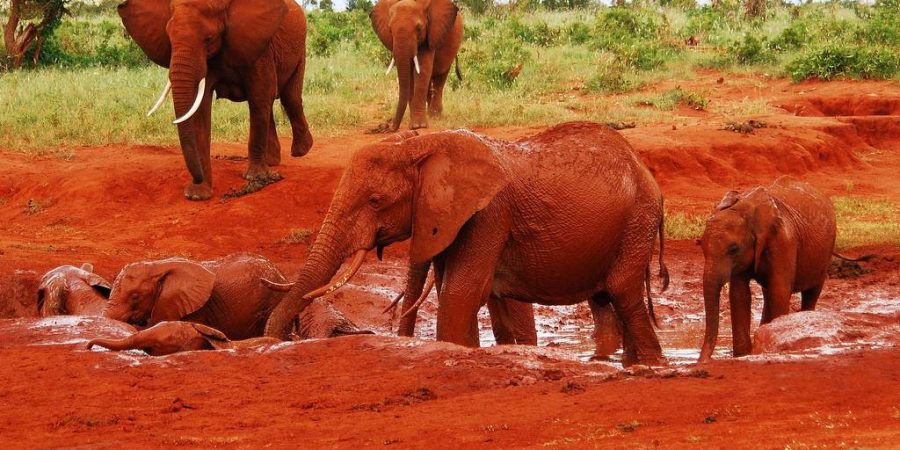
[104,253,288,340]
[263,122,669,366]
[38,264,111,317]
[88,301,370,356]
[698,176,849,362]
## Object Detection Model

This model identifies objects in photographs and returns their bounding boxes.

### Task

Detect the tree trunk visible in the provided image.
[744,0,766,19]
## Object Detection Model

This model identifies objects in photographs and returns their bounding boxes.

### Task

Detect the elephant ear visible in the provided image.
[117,0,172,67]
[751,192,783,274]
[222,0,287,67]
[408,133,509,265]
[370,0,395,49]
[716,190,740,210]
[149,262,216,324]
[427,0,458,49]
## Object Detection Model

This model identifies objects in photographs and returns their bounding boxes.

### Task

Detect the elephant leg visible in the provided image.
[428,71,449,117]
[801,283,823,311]
[760,289,773,325]
[486,296,515,345]
[762,276,793,323]
[729,277,753,357]
[486,297,535,345]
[409,51,435,129]
[588,293,621,361]
[280,67,313,158]
[435,213,507,347]
[244,99,277,181]
[398,262,430,337]
[265,113,282,167]
[607,280,663,366]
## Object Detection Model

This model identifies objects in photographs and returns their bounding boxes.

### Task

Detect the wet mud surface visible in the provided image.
[1,75,899,447]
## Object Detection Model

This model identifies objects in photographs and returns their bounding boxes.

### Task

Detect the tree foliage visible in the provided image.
[2,0,70,69]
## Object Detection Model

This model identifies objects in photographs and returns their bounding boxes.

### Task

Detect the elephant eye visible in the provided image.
[368,194,385,209]
[727,244,740,255]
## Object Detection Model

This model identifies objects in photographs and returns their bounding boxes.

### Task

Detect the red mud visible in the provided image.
[1,76,899,448]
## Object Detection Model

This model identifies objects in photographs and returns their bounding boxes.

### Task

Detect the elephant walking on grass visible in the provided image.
[119,0,313,200]
[263,122,668,366]
[698,176,840,362]
[371,0,464,130]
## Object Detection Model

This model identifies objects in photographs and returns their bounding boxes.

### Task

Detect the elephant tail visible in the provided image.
[644,268,658,328]
[455,57,463,81]
[832,251,876,262]
[657,209,670,292]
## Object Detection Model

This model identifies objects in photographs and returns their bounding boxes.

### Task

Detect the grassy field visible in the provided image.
[1,2,898,149]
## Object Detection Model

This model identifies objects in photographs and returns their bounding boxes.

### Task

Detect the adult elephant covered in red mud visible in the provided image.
[264,122,669,366]
[698,176,838,362]
[118,0,313,200]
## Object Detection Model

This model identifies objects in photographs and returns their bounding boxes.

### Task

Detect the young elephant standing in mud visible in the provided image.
[698,176,839,362]
[37,264,111,317]
[263,122,668,366]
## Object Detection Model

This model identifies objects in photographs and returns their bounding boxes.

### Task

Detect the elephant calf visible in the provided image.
[698,176,838,362]
[38,263,111,317]
[104,253,288,340]
[88,302,370,356]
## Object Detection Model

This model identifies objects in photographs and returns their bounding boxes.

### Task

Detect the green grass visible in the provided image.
[833,196,900,249]
[1,3,898,151]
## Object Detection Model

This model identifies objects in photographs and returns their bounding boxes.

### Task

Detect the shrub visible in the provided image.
[592,7,677,70]
[585,61,634,94]
[730,33,774,65]
[786,44,899,81]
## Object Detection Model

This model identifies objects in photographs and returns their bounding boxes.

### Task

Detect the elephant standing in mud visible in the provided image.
[118,0,313,200]
[698,176,839,362]
[104,253,288,340]
[264,122,669,366]
[371,0,463,130]
[37,264,111,317]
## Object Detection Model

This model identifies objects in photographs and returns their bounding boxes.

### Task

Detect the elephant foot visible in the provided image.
[290,131,313,157]
[428,105,443,117]
[410,120,428,130]
[244,162,277,181]
[265,150,282,167]
[184,182,213,201]
[367,120,397,134]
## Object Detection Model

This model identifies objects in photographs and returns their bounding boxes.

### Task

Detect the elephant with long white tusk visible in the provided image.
[371,0,463,131]
[119,0,314,200]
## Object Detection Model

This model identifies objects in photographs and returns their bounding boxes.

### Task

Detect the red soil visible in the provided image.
[1,76,899,448]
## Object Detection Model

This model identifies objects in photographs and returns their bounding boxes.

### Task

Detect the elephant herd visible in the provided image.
[33,0,857,364]
[118,0,463,200]
[42,120,853,365]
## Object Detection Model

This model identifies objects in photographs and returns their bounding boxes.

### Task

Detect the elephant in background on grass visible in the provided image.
[263,122,668,367]
[38,264,111,317]
[371,0,464,130]
[118,0,313,200]
[698,176,840,362]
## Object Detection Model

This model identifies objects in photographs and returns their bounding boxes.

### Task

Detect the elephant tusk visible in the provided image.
[173,77,207,124]
[303,249,368,300]
[398,273,435,321]
[262,278,294,292]
[385,58,395,75]
[382,292,404,314]
[146,80,171,117]
[413,55,420,74]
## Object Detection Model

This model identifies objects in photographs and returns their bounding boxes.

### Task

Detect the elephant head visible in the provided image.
[698,188,782,362]
[104,258,216,328]
[264,130,509,338]
[370,0,459,130]
[37,264,112,317]
[117,0,287,186]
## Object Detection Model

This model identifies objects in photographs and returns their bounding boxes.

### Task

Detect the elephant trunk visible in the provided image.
[390,43,416,131]
[397,262,431,337]
[264,218,353,339]
[86,335,136,352]
[698,269,724,363]
[169,46,207,184]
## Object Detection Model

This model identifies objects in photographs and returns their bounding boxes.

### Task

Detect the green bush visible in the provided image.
[786,44,899,81]
[585,61,634,94]
[730,33,774,65]
[461,31,530,89]
[38,19,150,68]
[592,7,678,70]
